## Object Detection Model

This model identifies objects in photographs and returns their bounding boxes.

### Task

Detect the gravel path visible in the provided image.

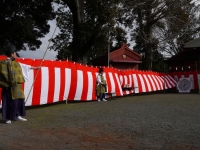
[1,93,200,150]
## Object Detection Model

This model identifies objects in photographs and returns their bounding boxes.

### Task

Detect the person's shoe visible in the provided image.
[102,99,107,101]
[97,99,101,102]
[16,116,27,121]
[6,120,11,124]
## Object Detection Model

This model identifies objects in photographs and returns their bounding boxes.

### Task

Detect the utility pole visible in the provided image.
[164,64,166,93]
[108,31,110,67]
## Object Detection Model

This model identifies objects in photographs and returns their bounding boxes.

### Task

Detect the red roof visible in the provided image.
[110,43,141,58]
[91,43,142,66]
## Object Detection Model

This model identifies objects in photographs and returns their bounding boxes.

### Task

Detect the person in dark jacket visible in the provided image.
[0,43,39,124]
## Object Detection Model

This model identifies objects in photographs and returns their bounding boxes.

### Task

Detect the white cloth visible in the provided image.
[97,73,104,85]
[19,63,31,82]
[7,58,32,82]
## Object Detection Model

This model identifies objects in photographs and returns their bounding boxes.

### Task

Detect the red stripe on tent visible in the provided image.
[22,83,25,92]
[141,74,149,92]
[165,75,174,88]
[68,62,77,100]
[31,68,42,106]
[146,74,154,92]
[164,76,170,89]
[128,74,134,94]
[167,75,177,86]
[81,66,88,101]
[136,74,143,93]
[105,70,112,93]
[92,68,98,100]
[47,67,55,104]
[119,75,123,86]
[0,88,2,105]
[112,73,121,96]
[151,75,159,91]
[122,75,129,95]
[155,75,163,90]
[130,71,136,92]
[58,67,66,101]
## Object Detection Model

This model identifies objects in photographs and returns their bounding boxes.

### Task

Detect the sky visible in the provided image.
[18,0,200,60]
[18,19,134,60]
[18,20,60,60]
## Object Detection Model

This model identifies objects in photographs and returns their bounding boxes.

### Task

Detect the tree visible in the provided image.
[110,26,129,51]
[122,0,200,70]
[119,0,166,70]
[157,0,200,57]
[0,0,55,54]
[52,0,124,63]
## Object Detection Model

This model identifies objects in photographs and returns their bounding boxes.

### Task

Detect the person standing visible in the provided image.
[0,43,40,124]
[96,68,107,102]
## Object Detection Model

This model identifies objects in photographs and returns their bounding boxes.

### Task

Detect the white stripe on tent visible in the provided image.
[24,69,34,106]
[157,76,165,90]
[174,75,179,82]
[40,67,49,105]
[152,75,160,90]
[138,74,146,92]
[148,75,156,91]
[161,76,168,89]
[119,75,123,85]
[63,68,71,100]
[124,75,128,84]
[166,76,173,88]
[162,76,171,89]
[86,72,93,100]
[166,75,176,87]
[197,74,200,86]
[103,73,108,92]
[143,75,152,92]
[132,74,139,93]
[95,72,98,99]
[109,72,115,93]
[129,74,134,93]
[53,68,61,102]
[74,70,83,100]
[129,75,132,87]
[155,75,163,90]
[124,75,130,94]
[115,73,123,96]
[189,74,194,89]
[167,75,177,85]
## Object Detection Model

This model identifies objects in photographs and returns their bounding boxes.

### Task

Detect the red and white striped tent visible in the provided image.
[169,71,200,90]
[0,56,177,107]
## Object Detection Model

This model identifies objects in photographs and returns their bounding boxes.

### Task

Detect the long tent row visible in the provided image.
[0,56,179,107]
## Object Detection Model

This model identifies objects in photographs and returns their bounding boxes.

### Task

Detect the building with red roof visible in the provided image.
[91,43,142,70]
[165,38,200,72]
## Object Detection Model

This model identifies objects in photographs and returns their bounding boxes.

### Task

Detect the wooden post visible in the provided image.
[199,86,200,94]
[108,31,110,67]
[195,61,200,94]
[164,64,166,93]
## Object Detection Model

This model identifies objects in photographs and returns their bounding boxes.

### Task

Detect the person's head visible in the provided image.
[5,43,17,58]
[99,68,104,74]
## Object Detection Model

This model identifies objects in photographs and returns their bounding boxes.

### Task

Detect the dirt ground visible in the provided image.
[1,93,200,150]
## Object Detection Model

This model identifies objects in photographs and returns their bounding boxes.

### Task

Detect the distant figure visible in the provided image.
[0,43,40,124]
[96,68,107,102]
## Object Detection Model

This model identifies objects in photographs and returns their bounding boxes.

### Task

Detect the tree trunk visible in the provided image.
[69,0,85,63]
[0,0,6,55]
[68,0,98,64]
[0,40,5,55]
[143,32,153,71]
[144,48,152,70]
